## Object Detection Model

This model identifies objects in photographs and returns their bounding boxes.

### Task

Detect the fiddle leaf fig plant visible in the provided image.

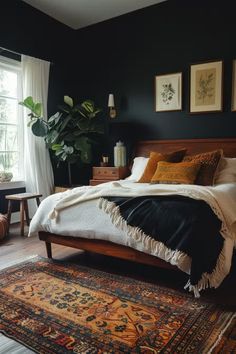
[19,95,104,184]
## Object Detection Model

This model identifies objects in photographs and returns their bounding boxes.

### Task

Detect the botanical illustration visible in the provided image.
[195,68,216,106]
[155,73,182,111]
[161,83,176,105]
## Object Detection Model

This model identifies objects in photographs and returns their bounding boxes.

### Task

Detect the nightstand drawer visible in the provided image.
[93,167,129,180]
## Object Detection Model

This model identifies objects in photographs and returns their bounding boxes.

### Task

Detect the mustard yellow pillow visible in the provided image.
[138,149,186,183]
[151,161,201,184]
[183,150,223,186]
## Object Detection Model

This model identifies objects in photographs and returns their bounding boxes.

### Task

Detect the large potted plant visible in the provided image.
[19,96,103,185]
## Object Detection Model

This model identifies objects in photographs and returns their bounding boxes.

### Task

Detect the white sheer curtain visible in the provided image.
[22,55,54,215]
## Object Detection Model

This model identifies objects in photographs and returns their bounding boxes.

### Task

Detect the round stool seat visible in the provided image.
[0,214,8,240]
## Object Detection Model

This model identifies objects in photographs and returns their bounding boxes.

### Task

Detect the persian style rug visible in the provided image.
[0,257,235,353]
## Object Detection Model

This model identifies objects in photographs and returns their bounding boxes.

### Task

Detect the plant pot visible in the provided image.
[0,171,13,183]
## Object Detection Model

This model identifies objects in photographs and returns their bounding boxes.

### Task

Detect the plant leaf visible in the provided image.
[47,130,59,144]
[81,100,94,113]
[74,136,92,163]
[51,144,62,151]
[48,112,62,124]
[19,96,34,110]
[64,95,73,108]
[58,114,72,133]
[55,149,63,156]
[64,145,74,154]
[31,119,48,137]
[34,103,42,117]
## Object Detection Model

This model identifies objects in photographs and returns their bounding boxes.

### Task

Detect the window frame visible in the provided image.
[0,55,24,181]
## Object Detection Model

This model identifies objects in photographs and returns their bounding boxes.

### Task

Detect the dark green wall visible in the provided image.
[73,0,236,144]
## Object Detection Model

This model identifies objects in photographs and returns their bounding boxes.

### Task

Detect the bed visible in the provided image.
[30,138,236,296]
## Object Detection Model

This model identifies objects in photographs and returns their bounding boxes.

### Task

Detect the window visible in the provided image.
[0,56,23,180]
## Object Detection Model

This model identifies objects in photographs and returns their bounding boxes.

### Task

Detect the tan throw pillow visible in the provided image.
[183,150,223,186]
[138,149,186,183]
[151,161,201,184]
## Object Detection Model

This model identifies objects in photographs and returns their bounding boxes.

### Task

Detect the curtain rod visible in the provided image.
[0,46,54,65]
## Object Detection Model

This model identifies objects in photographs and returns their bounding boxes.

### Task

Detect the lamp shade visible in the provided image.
[108,94,115,107]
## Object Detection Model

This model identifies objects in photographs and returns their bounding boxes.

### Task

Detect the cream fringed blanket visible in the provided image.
[46,181,236,296]
[48,181,236,234]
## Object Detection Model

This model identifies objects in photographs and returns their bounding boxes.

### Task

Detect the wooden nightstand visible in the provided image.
[90,166,129,186]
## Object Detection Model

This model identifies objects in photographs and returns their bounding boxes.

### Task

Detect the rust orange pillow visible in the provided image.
[138,149,187,183]
[183,150,223,186]
[151,161,201,184]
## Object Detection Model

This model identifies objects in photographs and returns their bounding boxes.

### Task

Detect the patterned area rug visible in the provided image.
[0,257,235,353]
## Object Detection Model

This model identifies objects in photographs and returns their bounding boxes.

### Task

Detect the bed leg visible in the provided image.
[45,242,52,258]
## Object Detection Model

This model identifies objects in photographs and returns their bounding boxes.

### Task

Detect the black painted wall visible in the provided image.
[72,0,236,143]
[0,0,76,186]
[1,0,236,187]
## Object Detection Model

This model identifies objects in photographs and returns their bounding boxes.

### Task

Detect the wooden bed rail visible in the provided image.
[38,231,177,270]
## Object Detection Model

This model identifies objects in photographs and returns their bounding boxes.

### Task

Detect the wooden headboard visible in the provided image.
[135,138,236,158]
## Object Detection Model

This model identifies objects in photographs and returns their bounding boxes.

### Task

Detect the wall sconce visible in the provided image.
[108,93,116,118]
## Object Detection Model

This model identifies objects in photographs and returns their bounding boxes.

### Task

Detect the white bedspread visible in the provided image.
[29,181,236,295]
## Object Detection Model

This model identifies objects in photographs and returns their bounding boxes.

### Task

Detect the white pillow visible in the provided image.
[125,157,149,181]
[214,157,236,184]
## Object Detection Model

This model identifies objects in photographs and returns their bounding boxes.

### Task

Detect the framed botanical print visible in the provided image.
[190,60,223,113]
[155,72,182,112]
[232,60,236,112]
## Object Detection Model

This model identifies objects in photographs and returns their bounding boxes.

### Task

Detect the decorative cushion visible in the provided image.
[214,157,236,185]
[183,150,223,186]
[0,214,8,240]
[151,161,201,185]
[138,149,187,183]
[125,157,149,181]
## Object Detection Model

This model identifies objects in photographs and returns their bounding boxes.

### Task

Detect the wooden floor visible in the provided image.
[1,222,236,308]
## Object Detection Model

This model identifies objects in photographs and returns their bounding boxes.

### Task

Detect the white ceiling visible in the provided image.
[22,0,166,29]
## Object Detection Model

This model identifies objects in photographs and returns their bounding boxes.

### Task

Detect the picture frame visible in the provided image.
[155,72,182,112]
[232,60,236,112]
[190,60,223,113]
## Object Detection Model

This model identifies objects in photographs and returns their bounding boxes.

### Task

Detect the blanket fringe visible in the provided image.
[99,197,230,298]
[99,198,191,273]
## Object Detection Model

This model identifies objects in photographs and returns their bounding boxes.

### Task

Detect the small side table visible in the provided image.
[90,166,129,186]
[5,193,42,237]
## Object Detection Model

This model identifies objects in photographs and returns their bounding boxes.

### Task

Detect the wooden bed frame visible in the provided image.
[39,138,236,270]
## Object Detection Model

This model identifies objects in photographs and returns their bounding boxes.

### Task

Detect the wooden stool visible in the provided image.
[5,193,42,237]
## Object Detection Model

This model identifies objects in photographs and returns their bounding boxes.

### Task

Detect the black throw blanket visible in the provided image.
[103,195,224,287]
